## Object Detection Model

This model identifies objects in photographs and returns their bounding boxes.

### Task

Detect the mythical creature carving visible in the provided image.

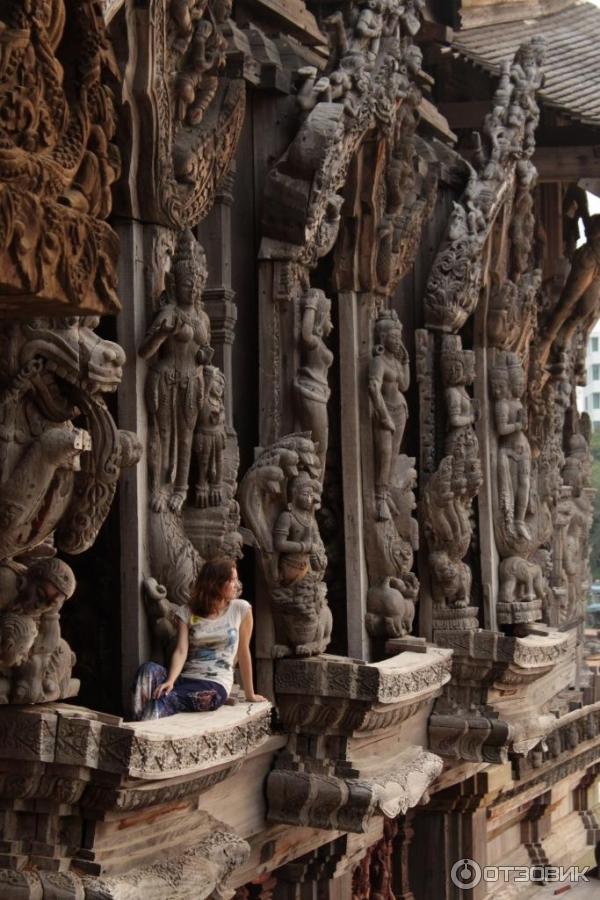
[422,455,482,624]
[239,434,332,658]
[369,310,409,522]
[0,0,122,314]
[420,335,481,629]
[0,558,77,704]
[294,289,334,479]
[134,0,245,228]
[425,40,545,333]
[497,556,546,625]
[365,456,419,641]
[0,317,140,703]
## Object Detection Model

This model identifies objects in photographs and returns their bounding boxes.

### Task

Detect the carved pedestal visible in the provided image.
[267,649,451,832]
[0,701,272,898]
[430,628,572,762]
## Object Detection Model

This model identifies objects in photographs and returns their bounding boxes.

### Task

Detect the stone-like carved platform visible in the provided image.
[430,627,573,762]
[0,702,273,898]
[268,650,452,832]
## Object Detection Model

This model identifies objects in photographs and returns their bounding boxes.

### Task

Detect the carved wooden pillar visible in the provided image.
[198,167,238,426]
[116,222,153,699]
[393,813,416,900]
[338,290,371,660]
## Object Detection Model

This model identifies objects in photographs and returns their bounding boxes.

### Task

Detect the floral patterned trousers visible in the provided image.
[131,661,227,720]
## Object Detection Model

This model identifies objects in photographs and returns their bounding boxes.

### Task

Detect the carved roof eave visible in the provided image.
[129,4,246,230]
[259,48,429,271]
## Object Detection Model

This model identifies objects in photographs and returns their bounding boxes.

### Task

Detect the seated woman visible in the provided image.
[132,559,266,720]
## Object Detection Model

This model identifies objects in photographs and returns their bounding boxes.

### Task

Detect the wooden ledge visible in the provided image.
[0,701,274,781]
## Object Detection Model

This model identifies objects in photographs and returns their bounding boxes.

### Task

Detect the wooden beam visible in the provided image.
[419,98,458,144]
[534,146,600,181]
[438,101,491,131]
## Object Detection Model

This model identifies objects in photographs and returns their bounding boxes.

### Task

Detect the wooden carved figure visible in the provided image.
[491,352,532,542]
[193,365,226,508]
[369,310,410,521]
[294,289,334,480]
[441,338,478,483]
[0,558,77,704]
[139,229,213,514]
[239,435,332,657]
[273,471,321,587]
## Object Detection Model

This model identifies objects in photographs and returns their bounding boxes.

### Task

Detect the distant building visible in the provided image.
[580,322,600,430]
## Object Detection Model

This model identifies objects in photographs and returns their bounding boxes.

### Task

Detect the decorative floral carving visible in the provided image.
[0,0,122,314]
[133,0,245,228]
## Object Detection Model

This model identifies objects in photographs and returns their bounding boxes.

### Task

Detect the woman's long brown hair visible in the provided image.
[189,559,237,617]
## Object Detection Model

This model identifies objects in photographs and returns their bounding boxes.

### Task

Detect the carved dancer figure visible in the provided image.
[294,289,334,480]
[132,559,265,719]
[491,353,532,542]
[193,365,226,508]
[139,229,213,514]
[369,310,409,521]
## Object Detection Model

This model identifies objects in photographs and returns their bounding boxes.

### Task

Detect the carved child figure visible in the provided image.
[193,365,227,508]
[369,310,410,521]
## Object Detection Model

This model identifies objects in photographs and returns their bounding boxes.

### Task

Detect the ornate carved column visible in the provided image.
[111,0,247,685]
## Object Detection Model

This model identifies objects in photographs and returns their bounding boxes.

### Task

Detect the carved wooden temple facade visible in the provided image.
[2,0,600,896]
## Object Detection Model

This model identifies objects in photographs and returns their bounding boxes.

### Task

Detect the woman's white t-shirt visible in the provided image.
[174,598,250,695]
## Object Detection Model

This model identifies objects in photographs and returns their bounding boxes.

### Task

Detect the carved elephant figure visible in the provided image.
[498,555,545,604]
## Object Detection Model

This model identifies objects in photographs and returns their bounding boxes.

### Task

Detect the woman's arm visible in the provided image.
[237,609,267,703]
[154,618,189,698]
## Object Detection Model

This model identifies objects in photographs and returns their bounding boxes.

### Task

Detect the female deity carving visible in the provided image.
[294,289,334,480]
[139,229,213,514]
[491,352,532,542]
[369,310,410,521]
